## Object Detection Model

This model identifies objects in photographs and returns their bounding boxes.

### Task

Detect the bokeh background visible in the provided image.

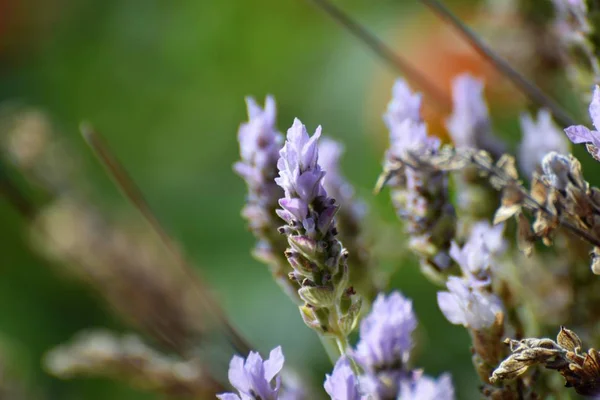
[0,0,589,398]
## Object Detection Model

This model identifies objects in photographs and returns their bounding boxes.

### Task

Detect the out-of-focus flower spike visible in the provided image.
[234,96,302,303]
[318,137,379,300]
[518,109,569,177]
[353,291,417,398]
[397,373,455,400]
[45,329,220,398]
[446,74,505,158]
[378,78,457,284]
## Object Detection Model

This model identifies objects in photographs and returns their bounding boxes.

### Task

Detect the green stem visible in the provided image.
[319,335,342,364]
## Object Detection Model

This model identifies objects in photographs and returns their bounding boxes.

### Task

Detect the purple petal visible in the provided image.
[264,95,277,127]
[216,393,242,400]
[245,97,262,119]
[437,292,464,326]
[279,198,308,221]
[264,346,285,382]
[564,125,594,143]
[590,85,600,131]
[228,355,250,393]
[301,125,322,170]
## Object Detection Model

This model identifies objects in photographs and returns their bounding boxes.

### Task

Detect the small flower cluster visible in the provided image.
[219,292,455,400]
[378,79,457,281]
[274,119,362,343]
[234,97,301,303]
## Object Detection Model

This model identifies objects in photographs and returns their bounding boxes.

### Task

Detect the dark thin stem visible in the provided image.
[80,123,251,355]
[466,154,600,248]
[307,0,452,111]
[420,0,578,128]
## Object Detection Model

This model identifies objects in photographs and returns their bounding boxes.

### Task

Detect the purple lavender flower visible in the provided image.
[450,221,505,286]
[234,96,282,196]
[354,291,416,370]
[383,79,439,159]
[437,277,503,330]
[519,109,569,177]
[276,118,361,338]
[353,291,417,399]
[446,74,504,157]
[234,96,301,303]
[319,137,377,299]
[383,79,422,131]
[379,79,456,277]
[275,118,326,225]
[469,221,506,257]
[397,373,455,400]
[324,357,364,400]
[217,346,285,400]
[564,85,600,161]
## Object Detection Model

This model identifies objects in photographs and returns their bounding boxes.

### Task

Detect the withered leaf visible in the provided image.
[557,326,582,353]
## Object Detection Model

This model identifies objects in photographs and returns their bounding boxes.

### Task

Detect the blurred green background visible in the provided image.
[0,0,548,398]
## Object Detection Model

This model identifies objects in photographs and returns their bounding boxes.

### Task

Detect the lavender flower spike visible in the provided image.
[383,79,422,131]
[217,346,285,400]
[446,74,505,157]
[379,78,456,281]
[519,109,569,177]
[353,291,417,399]
[324,357,364,400]
[564,85,600,161]
[234,96,301,303]
[276,119,361,341]
[398,373,455,400]
[319,138,378,300]
[437,276,503,330]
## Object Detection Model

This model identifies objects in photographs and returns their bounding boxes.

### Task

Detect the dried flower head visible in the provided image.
[491,327,600,396]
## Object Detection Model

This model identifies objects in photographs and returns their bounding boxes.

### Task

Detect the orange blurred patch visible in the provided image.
[367,6,530,144]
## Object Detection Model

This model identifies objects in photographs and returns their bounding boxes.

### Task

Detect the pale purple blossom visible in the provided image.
[519,109,569,176]
[564,85,600,160]
[354,291,417,371]
[234,96,282,188]
[383,79,422,130]
[450,221,505,285]
[217,346,285,400]
[388,119,440,159]
[275,118,326,225]
[234,96,285,231]
[469,221,506,257]
[437,277,503,330]
[318,138,358,212]
[397,373,455,400]
[446,74,504,156]
[384,79,440,159]
[353,291,417,399]
[323,357,364,400]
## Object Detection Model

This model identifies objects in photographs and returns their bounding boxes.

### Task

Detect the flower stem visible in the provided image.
[319,335,342,364]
